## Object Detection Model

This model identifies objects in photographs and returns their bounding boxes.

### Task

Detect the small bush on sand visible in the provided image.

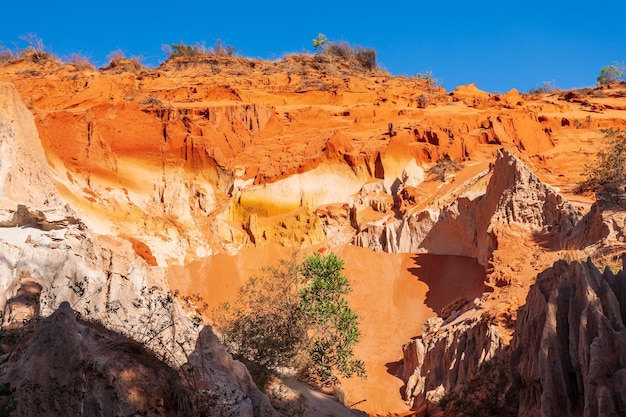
[164,40,236,60]
[527,80,557,95]
[165,42,207,59]
[66,53,95,70]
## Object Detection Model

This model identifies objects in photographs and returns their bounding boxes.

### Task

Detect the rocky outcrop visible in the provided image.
[0,302,277,417]
[187,326,277,417]
[355,149,580,269]
[568,182,626,251]
[402,300,503,413]
[0,302,191,417]
[509,258,626,417]
[0,82,180,339]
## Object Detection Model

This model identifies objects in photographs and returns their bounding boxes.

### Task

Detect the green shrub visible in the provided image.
[217,252,365,384]
[299,252,366,379]
[217,254,307,374]
[578,128,626,192]
[597,62,625,86]
[312,33,327,54]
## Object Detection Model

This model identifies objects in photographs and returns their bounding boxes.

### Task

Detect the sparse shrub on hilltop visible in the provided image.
[354,47,376,70]
[0,33,60,66]
[527,80,557,95]
[165,42,207,59]
[0,45,16,65]
[164,40,236,60]
[65,52,95,71]
[597,61,625,86]
[313,34,378,71]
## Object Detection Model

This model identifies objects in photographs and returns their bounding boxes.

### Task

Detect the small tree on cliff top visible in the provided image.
[597,62,625,86]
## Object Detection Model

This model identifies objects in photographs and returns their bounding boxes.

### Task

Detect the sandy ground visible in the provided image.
[168,245,486,415]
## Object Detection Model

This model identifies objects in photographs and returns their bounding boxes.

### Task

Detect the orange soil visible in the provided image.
[3,56,626,415]
[169,244,486,415]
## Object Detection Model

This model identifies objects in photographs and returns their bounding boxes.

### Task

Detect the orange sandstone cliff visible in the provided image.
[1,53,626,416]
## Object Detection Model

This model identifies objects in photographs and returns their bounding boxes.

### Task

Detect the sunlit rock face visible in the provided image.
[1,55,626,416]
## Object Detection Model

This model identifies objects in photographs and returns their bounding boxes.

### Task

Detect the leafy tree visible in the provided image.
[312,33,327,54]
[578,128,626,192]
[597,62,625,86]
[299,252,365,379]
[217,252,365,384]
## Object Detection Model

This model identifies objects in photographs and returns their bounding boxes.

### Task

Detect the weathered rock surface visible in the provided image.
[569,182,626,252]
[0,301,189,417]
[402,300,503,413]
[0,302,277,417]
[1,55,626,416]
[0,83,275,416]
[187,326,277,417]
[509,258,626,417]
[355,149,580,283]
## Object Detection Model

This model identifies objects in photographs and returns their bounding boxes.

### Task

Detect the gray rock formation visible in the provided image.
[0,301,190,417]
[509,258,626,417]
[402,300,503,413]
[568,182,626,251]
[187,326,278,417]
[0,302,277,417]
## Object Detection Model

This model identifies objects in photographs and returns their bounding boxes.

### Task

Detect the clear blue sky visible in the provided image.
[2,1,625,92]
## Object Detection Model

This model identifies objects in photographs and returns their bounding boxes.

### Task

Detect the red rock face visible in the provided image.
[2,56,626,415]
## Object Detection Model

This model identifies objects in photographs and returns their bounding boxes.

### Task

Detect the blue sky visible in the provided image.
[2,1,625,92]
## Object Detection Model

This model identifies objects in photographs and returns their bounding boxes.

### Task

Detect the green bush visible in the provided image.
[597,62,625,85]
[312,33,327,54]
[299,252,366,379]
[217,255,307,374]
[578,128,626,192]
[217,252,365,384]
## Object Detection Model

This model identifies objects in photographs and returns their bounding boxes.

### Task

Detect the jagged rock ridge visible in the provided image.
[509,258,626,417]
